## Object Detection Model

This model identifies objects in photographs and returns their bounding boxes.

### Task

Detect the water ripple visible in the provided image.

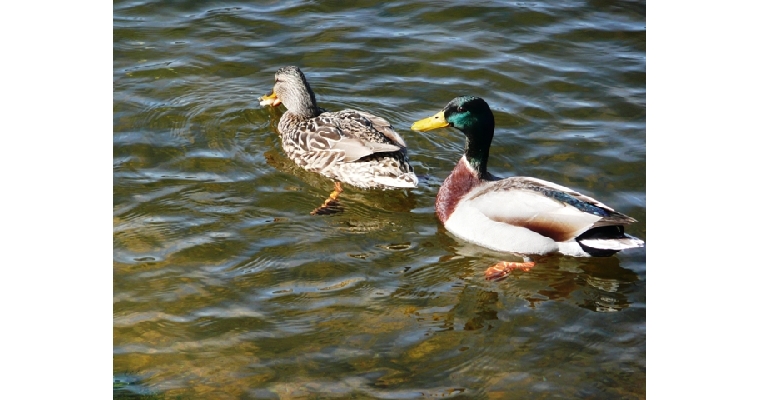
[114,0,646,397]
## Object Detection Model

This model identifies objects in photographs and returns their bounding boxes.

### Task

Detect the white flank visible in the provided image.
[556,242,592,257]
[444,205,560,255]
[465,188,601,240]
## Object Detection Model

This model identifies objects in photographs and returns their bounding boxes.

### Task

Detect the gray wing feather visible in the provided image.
[474,176,637,226]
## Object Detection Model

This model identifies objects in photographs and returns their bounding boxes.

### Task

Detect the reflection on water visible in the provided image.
[438,231,638,312]
[114,0,645,398]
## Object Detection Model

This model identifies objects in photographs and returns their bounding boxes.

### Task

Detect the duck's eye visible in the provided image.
[457,106,466,112]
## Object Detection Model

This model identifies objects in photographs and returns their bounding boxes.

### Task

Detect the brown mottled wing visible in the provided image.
[351,109,407,148]
[310,114,400,162]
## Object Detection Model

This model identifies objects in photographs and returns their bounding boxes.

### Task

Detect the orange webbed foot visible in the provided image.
[310,182,344,216]
[484,261,535,281]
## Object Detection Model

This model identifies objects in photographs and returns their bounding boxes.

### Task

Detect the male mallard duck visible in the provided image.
[259,66,417,213]
[411,96,644,279]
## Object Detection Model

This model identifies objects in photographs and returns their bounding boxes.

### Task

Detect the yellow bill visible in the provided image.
[258,91,281,107]
[410,111,450,132]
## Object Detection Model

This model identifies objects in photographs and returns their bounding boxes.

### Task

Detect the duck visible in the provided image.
[411,96,644,279]
[259,66,417,213]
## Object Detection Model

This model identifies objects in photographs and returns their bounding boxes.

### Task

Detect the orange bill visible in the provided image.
[258,91,281,107]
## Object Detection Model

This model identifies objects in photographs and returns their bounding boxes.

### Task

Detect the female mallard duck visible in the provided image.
[411,96,644,278]
[259,66,417,208]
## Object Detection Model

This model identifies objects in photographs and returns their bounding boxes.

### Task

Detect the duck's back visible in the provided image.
[278,108,417,189]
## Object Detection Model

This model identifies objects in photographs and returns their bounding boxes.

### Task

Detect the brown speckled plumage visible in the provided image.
[260,66,417,189]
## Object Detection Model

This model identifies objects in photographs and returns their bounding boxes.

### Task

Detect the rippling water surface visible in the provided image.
[114,1,646,398]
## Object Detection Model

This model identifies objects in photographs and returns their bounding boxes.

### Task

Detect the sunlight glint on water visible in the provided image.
[114,1,645,398]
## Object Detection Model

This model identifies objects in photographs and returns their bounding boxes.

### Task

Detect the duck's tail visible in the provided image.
[576,226,645,257]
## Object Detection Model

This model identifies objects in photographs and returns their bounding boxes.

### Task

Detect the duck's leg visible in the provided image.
[484,259,535,281]
[311,181,344,215]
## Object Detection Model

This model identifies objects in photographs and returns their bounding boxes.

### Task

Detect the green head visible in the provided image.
[411,96,495,175]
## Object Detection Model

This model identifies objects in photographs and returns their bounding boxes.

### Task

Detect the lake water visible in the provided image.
[114,1,646,398]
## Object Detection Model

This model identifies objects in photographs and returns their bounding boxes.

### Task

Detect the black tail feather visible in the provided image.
[576,225,626,257]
